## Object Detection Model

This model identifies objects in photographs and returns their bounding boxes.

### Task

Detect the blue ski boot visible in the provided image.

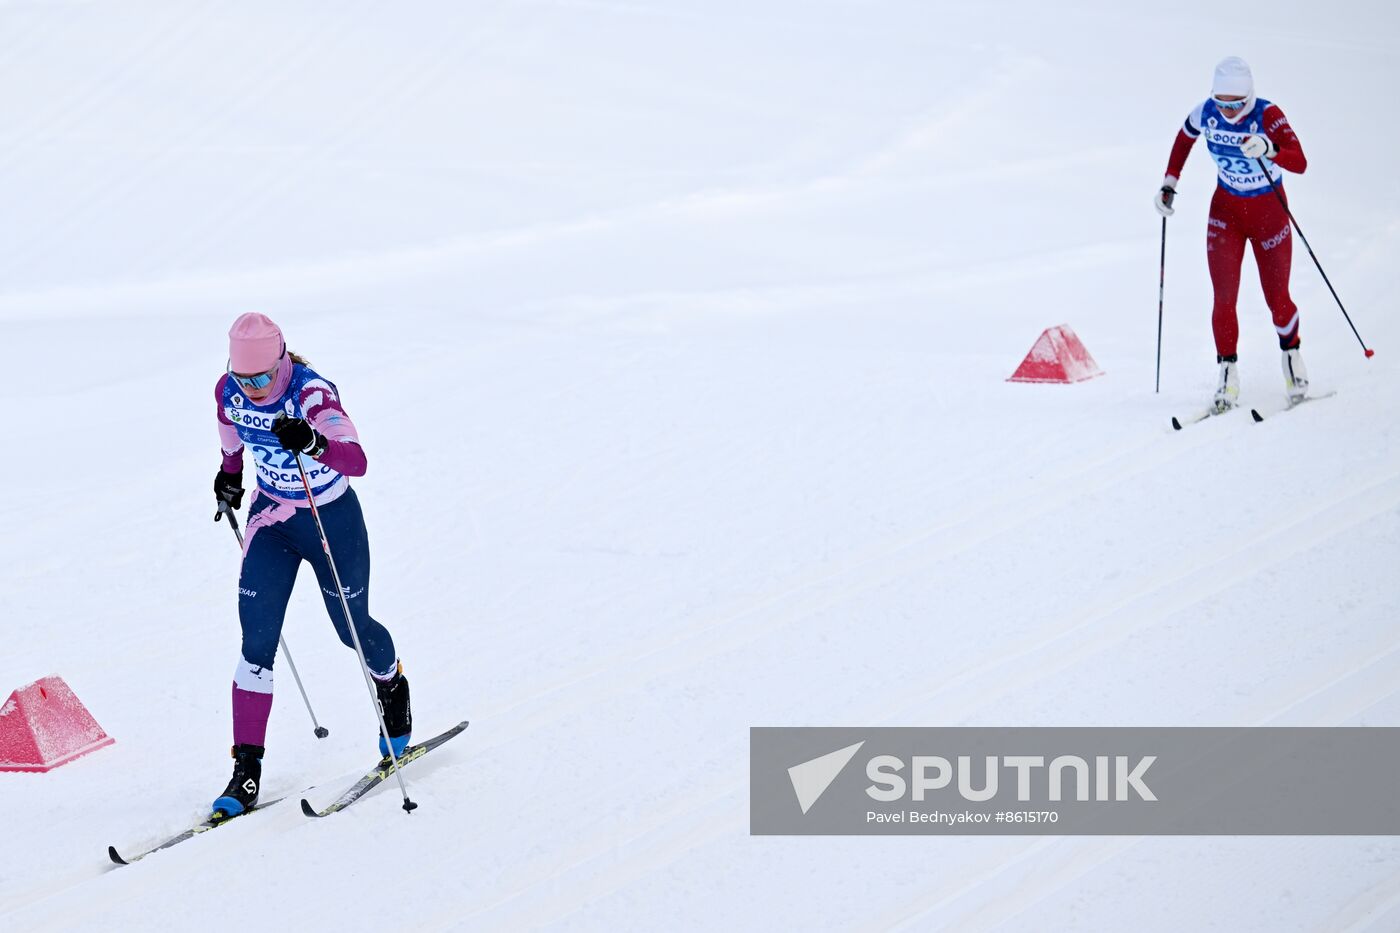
[212,743,263,819]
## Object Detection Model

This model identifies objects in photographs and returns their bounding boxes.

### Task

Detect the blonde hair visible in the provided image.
[289,351,311,367]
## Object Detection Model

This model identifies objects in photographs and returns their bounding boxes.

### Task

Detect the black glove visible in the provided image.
[272,413,327,458]
[214,470,244,521]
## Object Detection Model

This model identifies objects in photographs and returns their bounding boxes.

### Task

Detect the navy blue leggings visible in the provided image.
[237,487,397,676]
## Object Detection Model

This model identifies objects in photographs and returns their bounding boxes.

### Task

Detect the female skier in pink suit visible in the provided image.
[210,312,411,819]
[1154,57,1310,412]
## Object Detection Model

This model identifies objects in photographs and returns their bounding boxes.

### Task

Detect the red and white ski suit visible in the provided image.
[1165,98,1308,357]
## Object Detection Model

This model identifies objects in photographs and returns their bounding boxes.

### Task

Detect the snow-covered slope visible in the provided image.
[3,2,1399,930]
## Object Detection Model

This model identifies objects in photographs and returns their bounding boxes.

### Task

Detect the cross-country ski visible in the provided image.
[301,721,469,818]
[1248,390,1340,423]
[107,798,289,867]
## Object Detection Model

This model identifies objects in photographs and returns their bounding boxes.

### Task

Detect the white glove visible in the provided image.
[1240,135,1277,159]
[1153,181,1177,217]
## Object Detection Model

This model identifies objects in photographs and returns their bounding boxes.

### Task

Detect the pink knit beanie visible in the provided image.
[228,313,285,373]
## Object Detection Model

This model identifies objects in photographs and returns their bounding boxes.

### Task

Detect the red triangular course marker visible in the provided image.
[1007,324,1104,384]
[0,676,114,773]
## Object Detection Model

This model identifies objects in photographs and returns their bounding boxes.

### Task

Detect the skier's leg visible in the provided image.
[1249,195,1308,399]
[217,492,300,816]
[1206,194,1247,410]
[302,488,410,755]
[232,494,300,748]
[1206,199,1247,360]
[1252,204,1300,349]
[304,489,397,675]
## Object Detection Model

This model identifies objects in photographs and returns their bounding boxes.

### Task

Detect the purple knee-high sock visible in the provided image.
[231,656,274,747]
[232,683,273,747]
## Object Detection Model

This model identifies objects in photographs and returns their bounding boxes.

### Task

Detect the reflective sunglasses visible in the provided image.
[228,358,281,390]
[1213,95,1248,112]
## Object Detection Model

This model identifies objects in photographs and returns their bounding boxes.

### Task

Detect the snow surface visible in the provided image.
[3,1,1400,930]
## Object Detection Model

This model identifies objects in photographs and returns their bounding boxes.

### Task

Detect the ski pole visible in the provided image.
[218,501,330,739]
[1255,157,1374,358]
[1156,214,1167,392]
[289,456,417,813]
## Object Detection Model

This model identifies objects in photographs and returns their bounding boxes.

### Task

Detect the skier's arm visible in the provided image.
[1260,104,1306,174]
[1155,108,1202,215]
[216,374,244,473]
[1163,105,1204,188]
[1163,129,1196,188]
[213,375,245,519]
[297,379,367,477]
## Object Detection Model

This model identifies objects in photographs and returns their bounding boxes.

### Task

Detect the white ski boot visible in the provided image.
[1282,347,1309,404]
[1213,356,1240,414]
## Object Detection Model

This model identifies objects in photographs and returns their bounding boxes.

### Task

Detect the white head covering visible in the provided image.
[1212,57,1255,112]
